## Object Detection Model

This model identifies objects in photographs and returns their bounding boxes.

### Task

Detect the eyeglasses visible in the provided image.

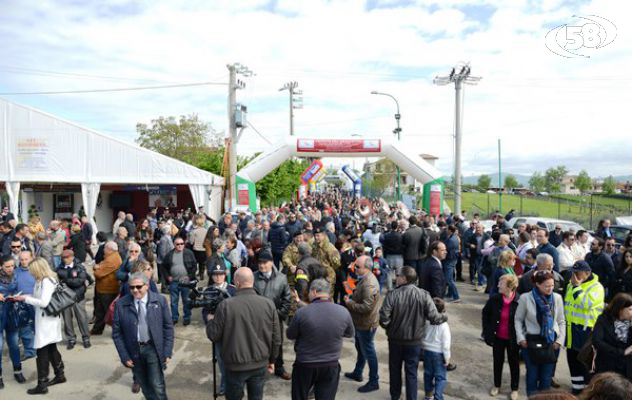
[11,245,21,249]
[130,285,145,290]
[129,250,140,253]
[175,243,184,246]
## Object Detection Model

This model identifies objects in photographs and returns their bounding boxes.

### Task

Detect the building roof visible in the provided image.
[0,98,223,186]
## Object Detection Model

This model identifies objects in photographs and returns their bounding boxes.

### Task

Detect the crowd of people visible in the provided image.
[0,192,631,400]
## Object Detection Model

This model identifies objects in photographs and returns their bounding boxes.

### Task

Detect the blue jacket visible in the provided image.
[443,234,460,263]
[112,291,174,369]
[15,265,36,295]
[268,222,289,254]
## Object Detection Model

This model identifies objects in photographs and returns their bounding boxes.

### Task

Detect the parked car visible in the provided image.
[507,217,586,233]
[610,225,632,246]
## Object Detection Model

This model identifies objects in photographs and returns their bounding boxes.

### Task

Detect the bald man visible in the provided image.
[207,267,281,399]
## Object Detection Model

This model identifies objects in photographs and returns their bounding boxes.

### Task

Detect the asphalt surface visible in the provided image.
[1,270,572,400]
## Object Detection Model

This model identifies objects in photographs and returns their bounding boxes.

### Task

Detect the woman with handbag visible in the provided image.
[13,257,65,395]
[515,270,566,397]
[0,255,26,389]
[591,292,632,380]
[482,274,521,400]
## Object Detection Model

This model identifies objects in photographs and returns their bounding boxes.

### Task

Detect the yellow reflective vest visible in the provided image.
[564,274,605,348]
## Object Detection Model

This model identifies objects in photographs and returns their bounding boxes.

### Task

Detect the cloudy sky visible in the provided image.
[1,0,630,178]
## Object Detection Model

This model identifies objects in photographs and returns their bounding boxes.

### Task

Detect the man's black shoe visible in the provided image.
[447,363,457,371]
[15,372,26,383]
[344,372,362,382]
[183,320,191,326]
[83,340,91,349]
[358,382,379,393]
[67,342,75,350]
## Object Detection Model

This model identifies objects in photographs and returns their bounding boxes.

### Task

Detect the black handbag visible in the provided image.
[44,279,78,317]
[526,334,558,364]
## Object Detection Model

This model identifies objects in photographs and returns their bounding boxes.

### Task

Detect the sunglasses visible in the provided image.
[130,285,145,290]
[175,243,185,246]
[129,250,140,253]
[11,245,21,249]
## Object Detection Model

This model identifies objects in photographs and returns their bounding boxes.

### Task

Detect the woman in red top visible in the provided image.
[482,274,521,400]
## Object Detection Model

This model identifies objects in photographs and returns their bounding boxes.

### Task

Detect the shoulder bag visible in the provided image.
[44,278,78,316]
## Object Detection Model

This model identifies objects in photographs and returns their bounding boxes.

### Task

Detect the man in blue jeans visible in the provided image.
[344,255,381,393]
[16,251,36,360]
[442,226,461,303]
[163,238,197,325]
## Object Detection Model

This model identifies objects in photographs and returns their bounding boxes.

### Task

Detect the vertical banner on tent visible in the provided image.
[81,182,101,240]
[235,176,257,212]
[238,183,250,206]
[6,181,20,216]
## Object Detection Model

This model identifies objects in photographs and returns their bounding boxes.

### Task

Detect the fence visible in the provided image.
[444,192,632,230]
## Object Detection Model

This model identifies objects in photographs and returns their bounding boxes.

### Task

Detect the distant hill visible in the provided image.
[444,173,632,187]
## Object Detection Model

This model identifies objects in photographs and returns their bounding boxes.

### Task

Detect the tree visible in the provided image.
[602,175,617,195]
[529,171,546,192]
[544,165,568,193]
[135,114,223,165]
[255,158,310,205]
[575,170,592,194]
[504,175,519,190]
[477,174,491,191]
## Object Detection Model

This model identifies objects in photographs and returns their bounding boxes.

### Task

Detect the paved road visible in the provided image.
[2,275,572,399]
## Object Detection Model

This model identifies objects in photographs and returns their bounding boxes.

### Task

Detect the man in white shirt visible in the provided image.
[557,231,580,272]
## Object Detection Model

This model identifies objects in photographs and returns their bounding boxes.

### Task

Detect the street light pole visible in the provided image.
[280,81,302,136]
[371,91,402,201]
[434,62,481,216]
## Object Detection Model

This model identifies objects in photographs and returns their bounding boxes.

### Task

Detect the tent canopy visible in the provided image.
[0,98,224,223]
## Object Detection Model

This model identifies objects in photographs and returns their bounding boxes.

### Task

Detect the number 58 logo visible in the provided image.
[545,15,617,58]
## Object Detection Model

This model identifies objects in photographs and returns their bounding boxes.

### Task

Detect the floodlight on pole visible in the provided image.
[371,90,402,201]
[433,62,481,217]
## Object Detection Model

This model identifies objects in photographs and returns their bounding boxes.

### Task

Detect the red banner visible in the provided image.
[429,184,442,216]
[297,139,381,153]
[300,159,323,184]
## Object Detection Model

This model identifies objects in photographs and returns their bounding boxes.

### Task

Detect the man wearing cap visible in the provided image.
[56,249,92,349]
[208,261,236,396]
[312,224,340,296]
[563,260,605,394]
[254,250,292,380]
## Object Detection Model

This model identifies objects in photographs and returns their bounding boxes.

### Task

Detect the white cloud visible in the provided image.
[0,0,630,178]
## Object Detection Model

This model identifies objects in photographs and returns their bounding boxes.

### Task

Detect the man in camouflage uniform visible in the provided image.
[282,230,305,289]
[312,224,340,296]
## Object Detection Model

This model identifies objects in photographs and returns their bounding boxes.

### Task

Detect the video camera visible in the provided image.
[181,280,231,314]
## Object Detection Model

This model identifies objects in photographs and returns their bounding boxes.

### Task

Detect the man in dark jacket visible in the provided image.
[269,216,290,268]
[442,226,461,303]
[536,228,560,272]
[418,241,447,299]
[285,214,304,240]
[381,221,404,290]
[207,267,281,399]
[287,278,354,400]
[56,250,92,350]
[162,237,197,325]
[585,237,615,291]
[112,272,174,400]
[518,253,565,296]
[402,216,427,271]
[254,250,292,380]
[379,266,447,400]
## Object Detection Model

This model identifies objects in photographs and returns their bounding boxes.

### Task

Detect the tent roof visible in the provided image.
[0,98,223,186]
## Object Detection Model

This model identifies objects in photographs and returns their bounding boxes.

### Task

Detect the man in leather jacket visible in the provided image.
[254,250,291,380]
[379,266,447,400]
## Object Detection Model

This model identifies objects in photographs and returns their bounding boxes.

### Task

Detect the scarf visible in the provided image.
[614,320,631,343]
[532,288,556,344]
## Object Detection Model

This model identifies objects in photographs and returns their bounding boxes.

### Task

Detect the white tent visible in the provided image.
[0,98,224,230]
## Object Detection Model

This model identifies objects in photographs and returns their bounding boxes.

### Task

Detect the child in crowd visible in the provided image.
[422,298,451,400]
[372,246,389,293]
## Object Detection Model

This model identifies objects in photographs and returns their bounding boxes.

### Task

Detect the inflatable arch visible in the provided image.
[238,137,442,186]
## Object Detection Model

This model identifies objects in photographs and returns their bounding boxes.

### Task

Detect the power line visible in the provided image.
[0,81,228,95]
[246,121,273,145]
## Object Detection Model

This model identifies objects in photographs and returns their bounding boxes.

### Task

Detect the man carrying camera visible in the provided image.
[254,250,292,380]
[207,267,281,400]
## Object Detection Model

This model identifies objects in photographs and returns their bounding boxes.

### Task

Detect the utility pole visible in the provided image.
[498,138,502,213]
[226,63,253,211]
[279,81,303,136]
[370,91,402,201]
[434,62,481,217]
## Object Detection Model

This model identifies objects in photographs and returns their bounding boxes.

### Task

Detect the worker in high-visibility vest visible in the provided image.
[564,260,605,394]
